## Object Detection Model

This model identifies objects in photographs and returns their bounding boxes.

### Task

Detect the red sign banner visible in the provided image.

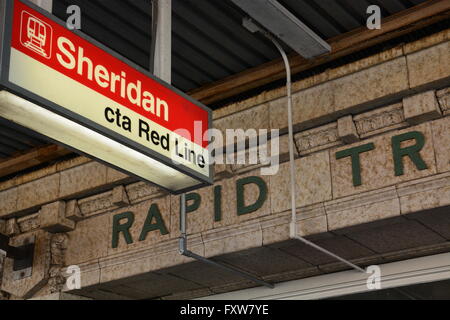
[11,0,209,148]
[0,0,213,193]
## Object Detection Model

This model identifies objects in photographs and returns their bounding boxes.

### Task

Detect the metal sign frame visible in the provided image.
[0,0,213,194]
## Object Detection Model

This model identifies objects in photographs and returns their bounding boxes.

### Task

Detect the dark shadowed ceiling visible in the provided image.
[52,0,427,93]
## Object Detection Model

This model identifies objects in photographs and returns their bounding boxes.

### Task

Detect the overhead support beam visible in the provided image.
[188,0,450,105]
[29,0,52,12]
[0,144,71,178]
[151,0,172,83]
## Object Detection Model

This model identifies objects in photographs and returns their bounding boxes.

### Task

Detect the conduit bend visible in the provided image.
[178,194,275,289]
[178,18,366,291]
[260,27,366,274]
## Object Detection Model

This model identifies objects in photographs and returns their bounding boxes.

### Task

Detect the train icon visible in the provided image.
[20,11,53,59]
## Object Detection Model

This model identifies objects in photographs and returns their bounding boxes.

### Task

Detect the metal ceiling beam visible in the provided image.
[189,0,450,105]
[29,0,52,12]
[151,0,172,83]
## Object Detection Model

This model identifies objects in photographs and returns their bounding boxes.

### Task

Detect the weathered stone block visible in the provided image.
[337,115,360,144]
[437,87,450,115]
[65,200,83,222]
[334,57,409,112]
[270,151,332,213]
[296,215,328,237]
[4,218,20,236]
[59,162,107,198]
[170,185,214,236]
[15,165,57,186]
[77,191,114,218]
[101,238,203,283]
[111,185,130,207]
[107,196,171,255]
[261,213,291,246]
[65,214,110,265]
[432,117,450,173]
[214,103,269,148]
[39,201,75,233]
[17,214,39,233]
[328,47,404,80]
[202,170,270,230]
[294,122,341,156]
[270,82,335,130]
[106,167,131,184]
[403,90,442,125]
[397,172,450,215]
[211,176,238,229]
[228,134,284,175]
[0,188,17,218]
[353,103,407,138]
[125,182,166,204]
[325,187,400,231]
[331,123,437,199]
[203,223,262,258]
[278,134,299,162]
[403,29,449,55]
[407,41,450,90]
[213,163,233,181]
[17,174,59,212]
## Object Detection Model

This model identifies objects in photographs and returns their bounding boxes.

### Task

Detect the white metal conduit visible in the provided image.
[247,20,366,274]
[154,0,365,289]
[178,20,365,291]
[179,193,274,289]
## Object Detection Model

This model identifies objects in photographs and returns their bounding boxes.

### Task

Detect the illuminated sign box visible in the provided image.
[0,0,213,194]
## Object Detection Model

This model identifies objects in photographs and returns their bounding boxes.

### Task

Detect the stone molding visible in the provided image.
[52,180,450,299]
[46,234,69,294]
[354,103,407,138]
[437,87,450,115]
[213,29,448,121]
[294,123,341,156]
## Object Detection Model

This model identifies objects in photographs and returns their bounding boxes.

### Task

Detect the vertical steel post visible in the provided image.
[30,0,52,12]
[151,0,172,83]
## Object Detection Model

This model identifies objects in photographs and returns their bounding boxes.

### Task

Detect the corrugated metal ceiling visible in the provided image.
[0,0,431,161]
[51,0,427,92]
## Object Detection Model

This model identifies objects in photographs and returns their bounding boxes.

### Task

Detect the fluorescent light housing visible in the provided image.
[0,91,204,193]
[231,0,331,58]
[0,0,213,194]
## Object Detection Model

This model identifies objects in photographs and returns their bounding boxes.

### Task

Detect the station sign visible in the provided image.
[0,0,213,193]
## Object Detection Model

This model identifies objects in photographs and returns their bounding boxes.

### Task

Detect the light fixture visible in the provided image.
[0,91,203,193]
[231,0,331,58]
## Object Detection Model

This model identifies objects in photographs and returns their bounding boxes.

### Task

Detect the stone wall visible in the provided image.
[0,28,449,299]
